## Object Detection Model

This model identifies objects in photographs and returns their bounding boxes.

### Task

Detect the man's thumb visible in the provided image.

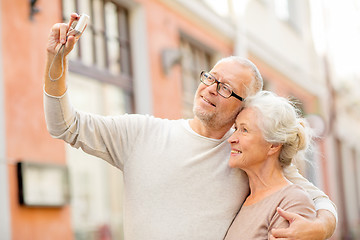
[64,36,76,56]
[277,207,297,223]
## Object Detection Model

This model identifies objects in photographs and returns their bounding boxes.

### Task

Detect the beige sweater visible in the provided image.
[224,184,316,240]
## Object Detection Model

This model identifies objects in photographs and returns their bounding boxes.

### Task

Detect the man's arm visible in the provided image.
[316,209,337,238]
[280,164,337,239]
[44,13,132,171]
[45,13,80,96]
[269,208,336,240]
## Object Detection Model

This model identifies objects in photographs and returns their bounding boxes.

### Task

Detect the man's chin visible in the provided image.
[193,108,213,123]
[195,108,237,129]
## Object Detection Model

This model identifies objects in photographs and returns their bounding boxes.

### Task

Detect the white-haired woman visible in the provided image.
[224,91,316,240]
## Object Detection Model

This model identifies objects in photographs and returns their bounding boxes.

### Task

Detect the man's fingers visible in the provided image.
[58,13,80,45]
[271,228,289,238]
[69,13,80,21]
[68,13,80,29]
[271,208,298,238]
[75,24,87,39]
[269,234,276,240]
[50,23,62,38]
[64,36,76,55]
[59,23,69,45]
[269,233,287,240]
[47,13,82,56]
[277,207,297,223]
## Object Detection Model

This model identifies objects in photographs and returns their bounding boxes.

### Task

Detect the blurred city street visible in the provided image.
[0,0,359,239]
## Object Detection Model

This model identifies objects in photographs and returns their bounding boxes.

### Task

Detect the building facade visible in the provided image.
[1,0,359,239]
[0,0,234,239]
[224,0,360,239]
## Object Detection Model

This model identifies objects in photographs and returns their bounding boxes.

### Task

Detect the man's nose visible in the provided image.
[207,82,218,96]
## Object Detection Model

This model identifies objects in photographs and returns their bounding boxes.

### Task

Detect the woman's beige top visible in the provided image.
[224,184,316,240]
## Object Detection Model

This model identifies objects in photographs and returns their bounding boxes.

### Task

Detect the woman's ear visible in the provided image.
[268,143,282,156]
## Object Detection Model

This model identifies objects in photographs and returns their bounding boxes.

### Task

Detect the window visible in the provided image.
[274,0,300,32]
[179,35,213,118]
[62,0,132,92]
[274,0,290,21]
[61,1,132,239]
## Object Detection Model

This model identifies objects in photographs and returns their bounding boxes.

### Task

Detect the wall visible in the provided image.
[244,0,325,97]
[0,0,11,238]
[1,0,72,239]
[0,0,236,238]
[138,0,233,119]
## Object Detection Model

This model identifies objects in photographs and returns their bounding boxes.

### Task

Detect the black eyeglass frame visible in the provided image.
[200,71,244,101]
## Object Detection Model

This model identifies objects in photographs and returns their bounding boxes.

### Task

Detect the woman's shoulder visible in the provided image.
[276,184,316,217]
[268,184,316,231]
[260,184,311,204]
[279,184,313,201]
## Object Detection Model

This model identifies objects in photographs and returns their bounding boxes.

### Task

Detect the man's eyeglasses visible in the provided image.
[200,71,244,101]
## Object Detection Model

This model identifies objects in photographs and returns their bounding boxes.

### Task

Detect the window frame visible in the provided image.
[61,0,133,93]
[179,31,214,118]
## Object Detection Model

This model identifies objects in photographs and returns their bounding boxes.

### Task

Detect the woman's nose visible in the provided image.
[228,134,239,144]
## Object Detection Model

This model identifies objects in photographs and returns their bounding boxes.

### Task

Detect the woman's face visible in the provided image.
[227,107,272,170]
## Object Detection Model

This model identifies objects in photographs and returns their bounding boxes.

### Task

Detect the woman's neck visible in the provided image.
[243,158,291,206]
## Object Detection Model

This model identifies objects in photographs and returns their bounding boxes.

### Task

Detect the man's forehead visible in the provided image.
[211,62,251,77]
[213,59,244,68]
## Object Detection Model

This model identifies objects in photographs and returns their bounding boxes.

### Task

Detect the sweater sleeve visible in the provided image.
[43,89,142,170]
[283,164,338,222]
[269,185,317,231]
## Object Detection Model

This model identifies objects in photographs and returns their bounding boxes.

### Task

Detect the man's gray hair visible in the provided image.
[215,56,263,97]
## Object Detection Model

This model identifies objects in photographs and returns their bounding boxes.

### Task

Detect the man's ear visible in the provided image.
[268,143,282,156]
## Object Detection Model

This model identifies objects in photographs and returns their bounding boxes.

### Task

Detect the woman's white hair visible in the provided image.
[243,91,313,167]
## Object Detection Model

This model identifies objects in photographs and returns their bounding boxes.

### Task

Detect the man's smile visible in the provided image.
[201,96,216,107]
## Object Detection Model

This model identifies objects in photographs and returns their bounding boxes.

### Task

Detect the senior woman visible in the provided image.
[224,91,316,239]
